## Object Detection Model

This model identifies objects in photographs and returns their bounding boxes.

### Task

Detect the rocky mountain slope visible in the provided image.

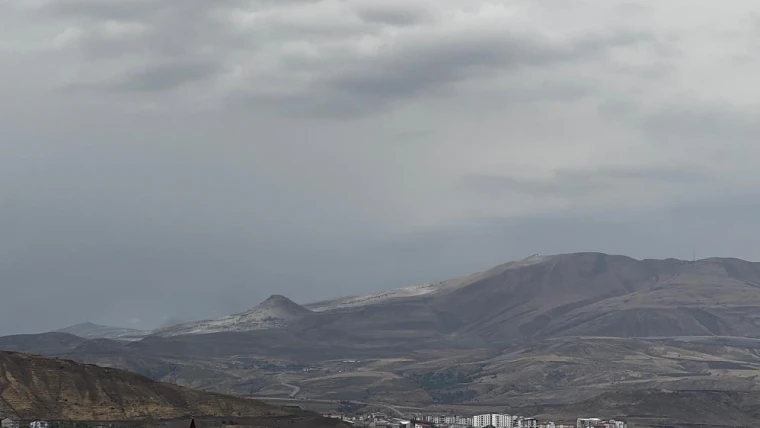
[430,253,760,343]
[0,351,297,420]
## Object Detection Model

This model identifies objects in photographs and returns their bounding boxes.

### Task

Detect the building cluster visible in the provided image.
[321,412,626,428]
[576,419,626,428]
[470,414,537,428]
[2,419,49,428]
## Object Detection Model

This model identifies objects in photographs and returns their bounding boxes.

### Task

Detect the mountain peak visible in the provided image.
[153,294,311,337]
[262,294,294,305]
[250,294,311,315]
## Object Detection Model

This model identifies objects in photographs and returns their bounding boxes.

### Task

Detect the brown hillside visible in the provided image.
[0,351,295,421]
[433,253,760,343]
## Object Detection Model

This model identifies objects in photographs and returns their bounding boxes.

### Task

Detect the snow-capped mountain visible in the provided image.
[152,295,313,337]
[149,255,552,337]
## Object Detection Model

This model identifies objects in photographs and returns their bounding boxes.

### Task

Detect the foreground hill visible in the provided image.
[0,351,297,420]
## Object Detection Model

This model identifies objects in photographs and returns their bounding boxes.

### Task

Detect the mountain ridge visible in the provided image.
[45,252,758,339]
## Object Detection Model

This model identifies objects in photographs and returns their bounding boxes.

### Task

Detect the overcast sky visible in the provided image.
[2,0,760,335]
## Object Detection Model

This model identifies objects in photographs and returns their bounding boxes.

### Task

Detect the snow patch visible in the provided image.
[306,283,444,312]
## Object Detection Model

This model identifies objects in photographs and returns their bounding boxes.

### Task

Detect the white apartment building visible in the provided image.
[577,418,602,428]
[608,420,626,428]
[473,414,490,427]
[495,414,513,428]
[473,413,512,428]
[457,416,474,426]
[29,421,49,428]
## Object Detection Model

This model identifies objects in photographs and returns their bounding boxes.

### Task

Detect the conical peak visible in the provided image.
[261,294,295,306]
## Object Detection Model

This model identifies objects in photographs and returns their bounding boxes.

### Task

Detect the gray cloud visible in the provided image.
[37,0,658,116]
[242,29,648,116]
[44,0,159,20]
[352,2,434,27]
[642,104,760,145]
[463,166,710,198]
[112,60,221,92]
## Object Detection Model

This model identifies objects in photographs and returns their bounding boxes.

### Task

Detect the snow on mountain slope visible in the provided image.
[305,254,551,313]
[152,254,552,336]
[153,295,312,337]
[305,283,446,312]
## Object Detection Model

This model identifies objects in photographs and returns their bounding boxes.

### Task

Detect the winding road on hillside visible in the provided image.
[282,381,301,398]
[253,396,405,417]
[276,374,302,398]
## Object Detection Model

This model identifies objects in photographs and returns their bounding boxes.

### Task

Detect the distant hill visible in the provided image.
[55,322,147,340]
[0,332,86,356]
[0,351,297,421]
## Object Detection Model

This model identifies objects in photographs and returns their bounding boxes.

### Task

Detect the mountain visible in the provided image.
[142,253,760,344]
[55,322,147,340]
[428,253,726,342]
[0,350,296,420]
[153,295,313,337]
[300,252,760,344]
[6,252,760,411]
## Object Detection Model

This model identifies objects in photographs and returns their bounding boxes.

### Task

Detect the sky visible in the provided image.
[2,0,760,335]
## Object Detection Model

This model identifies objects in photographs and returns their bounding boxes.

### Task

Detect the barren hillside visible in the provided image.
[0,351,296,421]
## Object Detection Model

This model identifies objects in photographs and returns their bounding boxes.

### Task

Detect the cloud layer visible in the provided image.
[2,0,760,334]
